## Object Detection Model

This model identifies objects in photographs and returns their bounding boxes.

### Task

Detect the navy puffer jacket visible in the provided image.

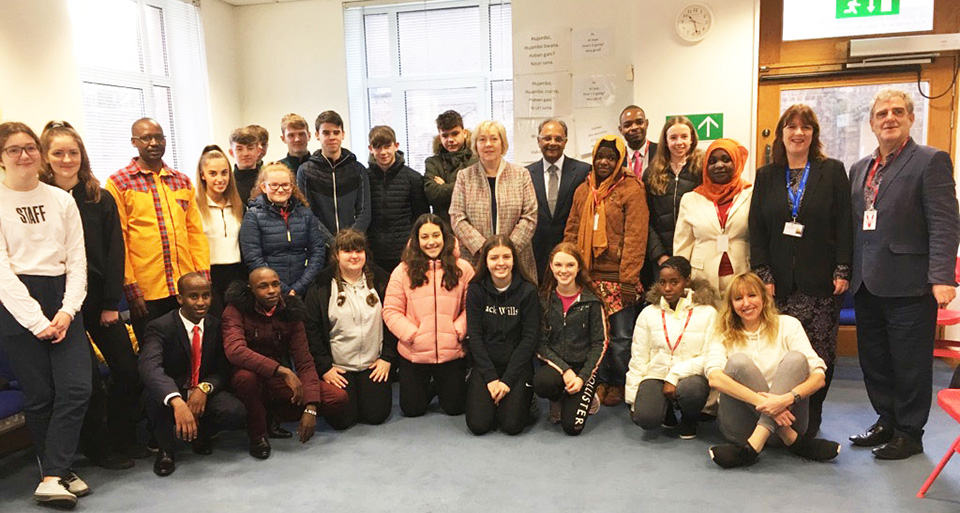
[367,151,430,272]
[239,193,326,296]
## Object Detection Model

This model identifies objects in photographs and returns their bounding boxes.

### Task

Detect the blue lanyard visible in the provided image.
[786,162,811,220]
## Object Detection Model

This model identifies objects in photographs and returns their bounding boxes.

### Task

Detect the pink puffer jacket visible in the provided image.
[383,259,475,364]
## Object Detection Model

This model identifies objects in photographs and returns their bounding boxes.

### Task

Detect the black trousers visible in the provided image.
[631,376,709,430]
[0,275,92,478]
[854,285,937,441]
[143,389,246,451]
[533,365,597,436]
[465,368,533,436]
[79,300,141,458]
[599,304,640,386]
[398,357,467,417]
[324,368,393,430]
[130,296,179,349]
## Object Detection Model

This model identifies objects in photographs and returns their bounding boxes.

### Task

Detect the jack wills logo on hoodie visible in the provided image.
[16,205,47,224]
[485,305,518,316]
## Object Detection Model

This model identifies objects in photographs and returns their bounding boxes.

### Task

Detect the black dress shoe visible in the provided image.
[153,450,176,477]
[92,453,135,471]
[267,419,293,439]
[849,423,894,447]
[249,437,271,460]
[873,435,924,460]
[191,437,213,456]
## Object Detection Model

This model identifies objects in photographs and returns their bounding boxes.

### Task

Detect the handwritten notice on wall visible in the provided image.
[516,73,573,118]
[573,75,617,108]
[516,30,572,74]
[573,27,614,60]
[575,110,618,158]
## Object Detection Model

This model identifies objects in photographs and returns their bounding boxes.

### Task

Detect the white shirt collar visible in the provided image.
[627,140,650,158]
[542,154,566,173]
[179,310,205,337]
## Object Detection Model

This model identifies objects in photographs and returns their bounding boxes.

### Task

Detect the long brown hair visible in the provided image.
[771,104,827,166]
[195,144,243,223]
[330,229,379,307]
[256,163,309,206]
[716,272,780,350]
[471,234,534,286]
[401,213,463,290]
[538,242,599,300]
[646,116,702,196]
[38,121,100,203]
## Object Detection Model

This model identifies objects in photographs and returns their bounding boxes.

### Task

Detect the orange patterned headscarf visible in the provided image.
[694,138,751,205]
[576,135,627,272]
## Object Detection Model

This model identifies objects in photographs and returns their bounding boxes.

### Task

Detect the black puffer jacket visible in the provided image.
[537,288,606,382]
[643,162,701,261]
[466,274,540,388]
[423,142,478,222]
[296,148,370,243]
[367,152,430,271]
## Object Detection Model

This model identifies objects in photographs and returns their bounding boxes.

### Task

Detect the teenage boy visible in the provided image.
[423,110,477,222]
[297,111,371,244]
[231,126,262,205]
[249,124,269,168]
[139,273,245,476]
[366,126,430,271]
[278,114,311,173]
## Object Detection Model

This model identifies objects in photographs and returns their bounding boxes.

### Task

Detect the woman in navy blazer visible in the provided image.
[748,104,852,438]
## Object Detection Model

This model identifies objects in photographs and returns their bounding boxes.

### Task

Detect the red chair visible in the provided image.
[918,389,960,498]
[933,257,960,359]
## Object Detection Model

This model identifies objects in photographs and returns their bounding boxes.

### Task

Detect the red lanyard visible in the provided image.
[661,309,694,354]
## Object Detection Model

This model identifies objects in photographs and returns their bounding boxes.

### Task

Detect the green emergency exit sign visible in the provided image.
[669,113,724,141]
[837,0,900,19]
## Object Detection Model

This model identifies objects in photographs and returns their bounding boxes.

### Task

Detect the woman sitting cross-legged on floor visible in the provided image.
[705,272,841,468]
[625,256,716,440]
[533,242,606,436]
[465,234,541,435]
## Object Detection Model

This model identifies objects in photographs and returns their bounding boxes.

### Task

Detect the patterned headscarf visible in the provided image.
[577,135,627,271]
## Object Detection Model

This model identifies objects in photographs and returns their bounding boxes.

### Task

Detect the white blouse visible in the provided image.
[200,198,242,265]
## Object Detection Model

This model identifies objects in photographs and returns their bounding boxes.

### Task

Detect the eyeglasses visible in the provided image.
[265,183,293,191]
[537,136,567,143]
[2,144,40,158]
[132,134,166,144]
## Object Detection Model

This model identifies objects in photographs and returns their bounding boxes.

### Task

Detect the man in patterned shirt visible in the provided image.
[106,118,210,344]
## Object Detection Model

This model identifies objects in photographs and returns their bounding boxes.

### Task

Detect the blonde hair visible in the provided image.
[195,145,243,223]
[471,120,509,156]
[281,113,309,134]
[716,272,780,350]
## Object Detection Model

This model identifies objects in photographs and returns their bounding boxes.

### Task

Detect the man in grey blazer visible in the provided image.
[848,89,960,460]
[526,119,591,276]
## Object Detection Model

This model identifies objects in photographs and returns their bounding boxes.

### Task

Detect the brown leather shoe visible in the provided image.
[595,383,609,404]
[602,385,624,407]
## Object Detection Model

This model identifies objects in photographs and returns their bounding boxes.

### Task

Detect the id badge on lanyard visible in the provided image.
[783,162,810,238]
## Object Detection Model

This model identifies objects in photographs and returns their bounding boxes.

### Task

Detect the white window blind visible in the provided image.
[68,0,211,183]
[345,0,513,172]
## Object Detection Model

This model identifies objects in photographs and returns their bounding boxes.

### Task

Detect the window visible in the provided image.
[68,0,211,182]
[345,0,513,171]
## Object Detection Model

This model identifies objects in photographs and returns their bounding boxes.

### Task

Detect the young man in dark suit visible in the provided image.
[138,273,246,476]
[619,105,657,180]
[526,118,591,276]
[848,89,960,460]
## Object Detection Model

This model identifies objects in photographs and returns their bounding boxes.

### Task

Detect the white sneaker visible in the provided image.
[548,400,561,424]
[33,480,77,509]
[63,471,91,497]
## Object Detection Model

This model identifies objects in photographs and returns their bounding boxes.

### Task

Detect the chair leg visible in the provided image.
[918,434,960,498]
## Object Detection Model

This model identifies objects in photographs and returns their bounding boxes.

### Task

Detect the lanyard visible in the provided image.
[785,161,810,221]
[661,309,694,354]
[864,157,883,209]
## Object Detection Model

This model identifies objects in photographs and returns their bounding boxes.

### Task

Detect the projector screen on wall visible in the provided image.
[782,0,933,41]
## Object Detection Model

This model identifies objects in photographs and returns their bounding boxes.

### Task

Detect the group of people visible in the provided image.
[0,87,958,508]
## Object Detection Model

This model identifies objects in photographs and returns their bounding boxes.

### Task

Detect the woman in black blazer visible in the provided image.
[749,104,852,438]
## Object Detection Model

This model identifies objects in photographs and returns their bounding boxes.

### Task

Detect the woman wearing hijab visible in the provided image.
[674,138,752,294]
[749,104,851,437]
[564,135,648,407]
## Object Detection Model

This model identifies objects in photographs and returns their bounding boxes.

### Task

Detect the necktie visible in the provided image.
[546,164,559,216]
[190,325,202,387]
[633,150,643,180]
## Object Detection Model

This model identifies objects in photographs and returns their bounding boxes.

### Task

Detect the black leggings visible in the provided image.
[324,368,393,430]
[399,357,467,417]
[465,369,533,436]
[533,365,597,436]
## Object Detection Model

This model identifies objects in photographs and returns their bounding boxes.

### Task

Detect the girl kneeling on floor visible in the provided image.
[533,243,606,436]
[626,256,716,440]
[383,214,474,417]
[705,272,841,468]
[465,235,541,435]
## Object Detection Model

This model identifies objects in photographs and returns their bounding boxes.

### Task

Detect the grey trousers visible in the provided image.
[632,376,709,430]
[718,351,809,445]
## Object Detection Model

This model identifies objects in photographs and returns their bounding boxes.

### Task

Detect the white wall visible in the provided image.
[234,0,350,164]
[201,0,243,151]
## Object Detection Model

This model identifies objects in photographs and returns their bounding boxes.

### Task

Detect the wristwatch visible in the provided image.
[791,391,802,405]
[198,382,214,394]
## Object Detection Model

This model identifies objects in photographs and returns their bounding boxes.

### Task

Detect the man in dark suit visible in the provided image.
[619,105,658,181]
[526,119,591,276]
[139,273,245,476]
[848,89,960,460]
